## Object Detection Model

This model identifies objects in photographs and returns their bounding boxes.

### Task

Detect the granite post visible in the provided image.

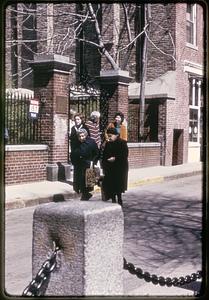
[32,201,124,296]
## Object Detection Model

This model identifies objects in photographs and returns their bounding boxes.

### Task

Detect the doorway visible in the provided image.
[172,129,184,165]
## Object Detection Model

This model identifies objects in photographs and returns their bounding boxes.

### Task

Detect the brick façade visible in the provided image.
[4,3,205,183]
[5,149,48,184]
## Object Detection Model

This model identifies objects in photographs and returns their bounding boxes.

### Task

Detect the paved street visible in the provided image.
[5,175,202,296]
[122,175,202,295]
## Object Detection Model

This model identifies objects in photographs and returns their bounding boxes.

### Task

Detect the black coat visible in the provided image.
[70,137,99,194]
[102,137,128,199]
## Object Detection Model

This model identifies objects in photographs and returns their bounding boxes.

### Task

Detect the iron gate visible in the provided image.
[69,73,109,138]
[5,90,42,144]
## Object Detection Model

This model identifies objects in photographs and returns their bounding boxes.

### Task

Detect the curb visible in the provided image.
[163,170,202,181]
[128,170,202,188]
[6,192,77,211]
[128,176,164,188]
[5,170,202,211]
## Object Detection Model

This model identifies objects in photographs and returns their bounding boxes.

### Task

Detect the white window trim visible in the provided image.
[189,141,201,147]
[186,43,198,50]
[186,3,197,47]
[5,144,48,151]
[189,79,202,144]
[183,60,203,76]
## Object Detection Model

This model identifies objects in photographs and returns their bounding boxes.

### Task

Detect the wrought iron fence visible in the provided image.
[69,73,109,141]
[5,91,42,144]
[70,96,100,122]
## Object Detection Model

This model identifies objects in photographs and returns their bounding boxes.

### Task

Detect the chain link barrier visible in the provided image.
[22,249,201,296]
[22,243,60,296]
[123,258,202,288]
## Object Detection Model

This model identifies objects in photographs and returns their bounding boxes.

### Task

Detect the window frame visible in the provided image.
[186,3,197,48]
[189,77,202,144]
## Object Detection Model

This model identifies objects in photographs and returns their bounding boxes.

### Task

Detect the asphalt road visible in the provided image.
[4,175,203,296]
[122,175,202,295]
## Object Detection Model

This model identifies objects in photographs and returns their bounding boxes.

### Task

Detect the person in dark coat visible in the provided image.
[70,128,99,200]
[102,127,129,206]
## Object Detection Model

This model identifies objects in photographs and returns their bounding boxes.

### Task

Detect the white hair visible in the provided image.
[77,128,88,136]
[90,111,100,118]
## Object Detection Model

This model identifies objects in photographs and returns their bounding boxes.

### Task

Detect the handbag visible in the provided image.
[85,162,97,188]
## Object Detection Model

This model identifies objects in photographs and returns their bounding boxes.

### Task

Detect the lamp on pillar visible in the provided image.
[29,54,75,181]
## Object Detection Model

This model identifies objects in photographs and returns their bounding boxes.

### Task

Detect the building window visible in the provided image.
[186,4,196,46]
[189,78,202,143]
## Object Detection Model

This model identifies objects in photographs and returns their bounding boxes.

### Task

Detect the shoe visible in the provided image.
[81,193,93,201]
[112,196,116,203]
[117,194,123,207]
[118,201,123,207]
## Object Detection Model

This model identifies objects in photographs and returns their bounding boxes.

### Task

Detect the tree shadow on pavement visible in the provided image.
[123,190,202,272]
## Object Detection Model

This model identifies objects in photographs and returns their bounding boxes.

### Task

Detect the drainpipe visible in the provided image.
[139,3,151,142]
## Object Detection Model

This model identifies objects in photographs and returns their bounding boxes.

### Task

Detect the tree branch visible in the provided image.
[87,3,119,70]
[118,24,149,53]
[144,29,176,62]
[122,3,132,43]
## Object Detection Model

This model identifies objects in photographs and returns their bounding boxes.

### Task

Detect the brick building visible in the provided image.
[5,3,205,184]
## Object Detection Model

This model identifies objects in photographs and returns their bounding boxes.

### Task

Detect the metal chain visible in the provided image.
[22,243,60,296]
[123,258,202,287]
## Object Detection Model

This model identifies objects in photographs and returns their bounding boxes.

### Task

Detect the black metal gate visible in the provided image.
[69,73,109,138]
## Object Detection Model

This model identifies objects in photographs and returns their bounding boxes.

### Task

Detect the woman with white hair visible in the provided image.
[70,128,99,201]
[85,111,101,148]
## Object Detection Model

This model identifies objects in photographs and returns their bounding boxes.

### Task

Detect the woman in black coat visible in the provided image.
[102,127,129,206]
[70,128,99,200]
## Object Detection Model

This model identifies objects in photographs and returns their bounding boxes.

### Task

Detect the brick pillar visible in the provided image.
[99,70,132,123]
[30,54,75,180]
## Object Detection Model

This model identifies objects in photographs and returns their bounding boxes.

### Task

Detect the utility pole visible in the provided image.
[139,3,151,142]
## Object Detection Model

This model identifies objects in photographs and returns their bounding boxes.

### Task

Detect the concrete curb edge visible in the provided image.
[5,170,202,210]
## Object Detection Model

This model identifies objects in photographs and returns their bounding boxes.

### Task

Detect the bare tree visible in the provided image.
[5,3,146,80]
[5,2,177,139]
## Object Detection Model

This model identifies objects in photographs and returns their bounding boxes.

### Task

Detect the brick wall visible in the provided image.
[146,3,204,165]
[146,3,176,81]
[165,3,204,165]
[5,3,141,87]
[128,143,161,168]
[4,3,204,184]
[5,146,48,185]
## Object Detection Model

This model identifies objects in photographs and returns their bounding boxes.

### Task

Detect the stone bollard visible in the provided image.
[32,200,124,296]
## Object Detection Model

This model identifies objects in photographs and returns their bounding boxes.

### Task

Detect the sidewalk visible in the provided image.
[5,162,202,210]
[5,162,203,296]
